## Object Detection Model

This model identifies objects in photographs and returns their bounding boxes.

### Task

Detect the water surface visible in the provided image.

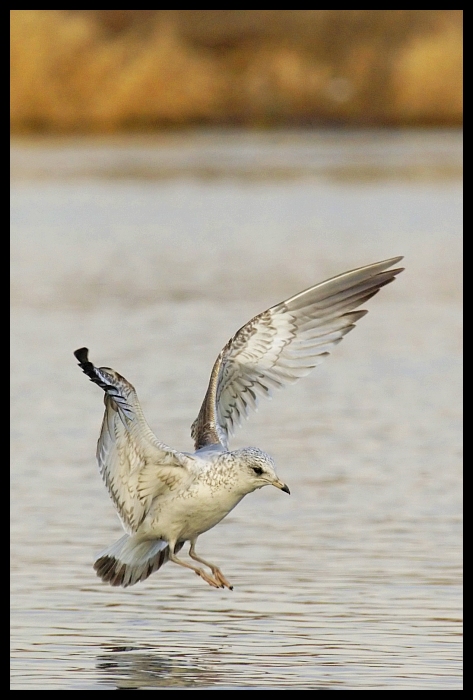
[11,130,462,689]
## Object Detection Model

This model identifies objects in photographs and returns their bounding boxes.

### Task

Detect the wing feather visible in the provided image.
[191,257,403,450]
[74,348,195,533]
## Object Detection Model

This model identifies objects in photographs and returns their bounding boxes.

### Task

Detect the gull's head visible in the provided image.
[233,447,290,496]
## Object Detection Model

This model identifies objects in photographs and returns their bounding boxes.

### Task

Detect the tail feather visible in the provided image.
[94,535,184,587]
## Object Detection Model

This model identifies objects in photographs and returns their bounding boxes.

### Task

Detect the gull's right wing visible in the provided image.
[74,348,196,533]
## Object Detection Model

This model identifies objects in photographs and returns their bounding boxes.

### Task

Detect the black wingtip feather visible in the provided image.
[74,347,110,391]
[74,347,90,364]
[74,346,98,382]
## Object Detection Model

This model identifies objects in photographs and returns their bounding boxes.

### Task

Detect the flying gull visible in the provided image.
[74,256,403,589]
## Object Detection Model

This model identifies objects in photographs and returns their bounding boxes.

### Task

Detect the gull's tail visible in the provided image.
[94,535,184,587]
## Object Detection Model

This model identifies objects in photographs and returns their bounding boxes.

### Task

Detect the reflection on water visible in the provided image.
[96,645,217,689]
[10,130,463,183]
[10,130,462,689]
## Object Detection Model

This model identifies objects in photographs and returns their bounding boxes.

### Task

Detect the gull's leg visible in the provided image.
[168,545,222,588]
[189,540,233,590]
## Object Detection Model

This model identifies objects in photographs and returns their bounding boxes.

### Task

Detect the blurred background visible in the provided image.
[11,10,462,132]
[11,11,462,691]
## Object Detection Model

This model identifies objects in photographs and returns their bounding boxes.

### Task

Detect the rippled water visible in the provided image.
[11,130,462,689]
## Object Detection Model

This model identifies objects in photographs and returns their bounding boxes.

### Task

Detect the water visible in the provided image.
[10,130,462,689]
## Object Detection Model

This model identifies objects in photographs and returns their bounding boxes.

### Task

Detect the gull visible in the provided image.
[74,257,403,590]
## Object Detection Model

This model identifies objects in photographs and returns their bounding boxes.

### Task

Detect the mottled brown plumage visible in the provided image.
[191,257,403,450]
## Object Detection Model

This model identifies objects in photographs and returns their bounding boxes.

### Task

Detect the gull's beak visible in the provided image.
[273,478,290,494]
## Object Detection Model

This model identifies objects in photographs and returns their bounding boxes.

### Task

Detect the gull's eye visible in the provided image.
[252,466,263,476]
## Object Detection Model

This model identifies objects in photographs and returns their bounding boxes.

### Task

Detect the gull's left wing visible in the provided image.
[191,257,404,451]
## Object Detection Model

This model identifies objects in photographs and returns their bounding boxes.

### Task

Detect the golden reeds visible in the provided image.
[10,10,463,132]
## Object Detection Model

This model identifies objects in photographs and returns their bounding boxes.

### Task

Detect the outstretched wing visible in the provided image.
[191,257,404,450]
[74,348,196,534]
